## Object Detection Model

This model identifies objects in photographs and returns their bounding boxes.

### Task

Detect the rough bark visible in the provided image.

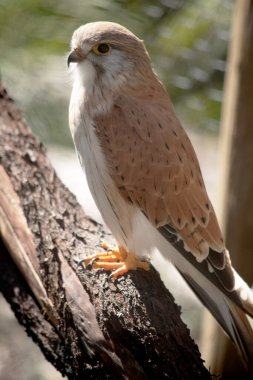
[0,83,210,379]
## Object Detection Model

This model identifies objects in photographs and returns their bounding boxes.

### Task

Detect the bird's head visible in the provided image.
[68,22,152,95]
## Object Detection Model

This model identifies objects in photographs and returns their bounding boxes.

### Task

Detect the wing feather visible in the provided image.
[95,93,224,258]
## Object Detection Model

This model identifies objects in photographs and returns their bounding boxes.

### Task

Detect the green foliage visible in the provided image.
[0,0,233,145]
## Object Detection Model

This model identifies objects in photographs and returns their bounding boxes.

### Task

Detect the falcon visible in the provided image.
[68,21,253,366]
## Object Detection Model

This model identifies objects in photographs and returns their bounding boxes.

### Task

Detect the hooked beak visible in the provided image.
[67,49,83,67]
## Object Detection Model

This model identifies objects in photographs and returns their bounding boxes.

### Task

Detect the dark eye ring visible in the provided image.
[93,43,111,55]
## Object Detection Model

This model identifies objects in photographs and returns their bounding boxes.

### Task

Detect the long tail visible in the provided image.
[158,225,253,370]
[179,269,253,370]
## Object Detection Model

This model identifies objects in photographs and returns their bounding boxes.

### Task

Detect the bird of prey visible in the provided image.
[68,21,253,366]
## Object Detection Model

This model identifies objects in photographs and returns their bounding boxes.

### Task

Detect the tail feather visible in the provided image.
[232,269,253,318]
[158,224,253,371]
[178,268,253,371]
[228,301,253,370]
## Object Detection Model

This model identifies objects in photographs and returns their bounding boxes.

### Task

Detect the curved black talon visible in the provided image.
[77,259,85,269]
[78,257,99,270]
[88,257,99,268]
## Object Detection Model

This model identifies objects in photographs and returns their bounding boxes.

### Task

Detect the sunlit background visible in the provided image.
[0,0,234,379]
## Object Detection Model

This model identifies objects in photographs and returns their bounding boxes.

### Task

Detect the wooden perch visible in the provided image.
[0,83,210,379]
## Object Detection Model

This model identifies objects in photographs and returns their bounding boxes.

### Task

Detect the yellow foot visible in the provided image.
[81,242,150,278]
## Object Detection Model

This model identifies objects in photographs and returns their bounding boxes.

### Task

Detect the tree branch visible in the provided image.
[0,83,210,379]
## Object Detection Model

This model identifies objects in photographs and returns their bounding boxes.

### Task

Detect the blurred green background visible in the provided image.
[0,0,234,379]
[0,0,233,146]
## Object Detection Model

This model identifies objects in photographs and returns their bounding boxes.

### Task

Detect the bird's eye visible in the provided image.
[92,43,111,55]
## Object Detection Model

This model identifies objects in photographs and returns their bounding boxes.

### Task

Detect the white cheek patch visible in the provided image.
[104,50,130,73]
[105,49,133,75]
[102,50,133,89]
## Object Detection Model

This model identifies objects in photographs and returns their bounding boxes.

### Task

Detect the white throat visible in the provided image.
[74,59,97,94]
[71,60,115,118]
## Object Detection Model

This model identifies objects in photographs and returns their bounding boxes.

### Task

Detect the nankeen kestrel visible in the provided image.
[68,22,253,365]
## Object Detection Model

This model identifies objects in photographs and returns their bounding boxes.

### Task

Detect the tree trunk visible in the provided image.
[201,0,253,377]
[0,83,210,379]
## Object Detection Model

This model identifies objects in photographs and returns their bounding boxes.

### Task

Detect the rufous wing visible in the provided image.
[95,92,225,259]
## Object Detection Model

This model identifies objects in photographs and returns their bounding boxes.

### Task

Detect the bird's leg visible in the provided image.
[81,242,150,278]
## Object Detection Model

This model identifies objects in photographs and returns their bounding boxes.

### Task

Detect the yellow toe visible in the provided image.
[80,242,150,278]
